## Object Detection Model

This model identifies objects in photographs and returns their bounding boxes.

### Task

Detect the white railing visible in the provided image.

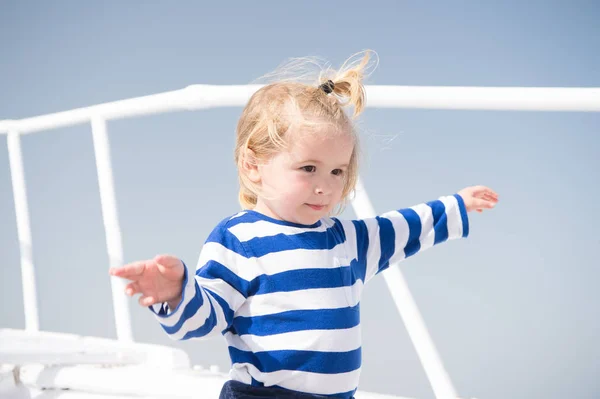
[2,84,599,399]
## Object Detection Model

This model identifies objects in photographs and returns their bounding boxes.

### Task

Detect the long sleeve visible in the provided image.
[348,194,469,284]
[149,223,250,340]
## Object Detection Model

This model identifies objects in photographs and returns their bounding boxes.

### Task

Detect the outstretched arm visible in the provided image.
[109,235,249,341]
[349,185,498,283]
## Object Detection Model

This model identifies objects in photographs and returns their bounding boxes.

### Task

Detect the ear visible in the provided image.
[242,148,261,183]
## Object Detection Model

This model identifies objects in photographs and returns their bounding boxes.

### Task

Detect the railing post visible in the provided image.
[351,177,458,399]
[90,116,133,342]
[7,130,40,332]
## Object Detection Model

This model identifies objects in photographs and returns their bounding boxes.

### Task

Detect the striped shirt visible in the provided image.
[150,194,469,397]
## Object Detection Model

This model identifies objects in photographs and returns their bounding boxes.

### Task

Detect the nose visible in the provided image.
[314,180,332,195]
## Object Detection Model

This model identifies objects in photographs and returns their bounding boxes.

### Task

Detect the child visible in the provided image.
[109,51,498,399]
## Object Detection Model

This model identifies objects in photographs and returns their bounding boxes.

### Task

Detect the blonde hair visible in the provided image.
[234,50,376,212]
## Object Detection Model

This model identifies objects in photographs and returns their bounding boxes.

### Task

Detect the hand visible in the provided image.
[109,254,185,307]
[457,185,499,213]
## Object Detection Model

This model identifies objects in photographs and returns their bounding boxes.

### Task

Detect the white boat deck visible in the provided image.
[0,329,411,399]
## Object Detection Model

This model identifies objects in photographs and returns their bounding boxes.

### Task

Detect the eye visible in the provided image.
[331,169,344,176]
[300,165,316,173]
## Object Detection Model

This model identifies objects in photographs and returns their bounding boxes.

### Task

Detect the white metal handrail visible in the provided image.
[3,84,599,399]
[1,85,599,136]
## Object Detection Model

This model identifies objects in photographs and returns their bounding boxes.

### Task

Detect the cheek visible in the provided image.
[288,174,312,193]
[333,179,346,196]
[264,169,291,188]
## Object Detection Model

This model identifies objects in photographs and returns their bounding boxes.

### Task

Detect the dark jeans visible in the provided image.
[219,380,349,399]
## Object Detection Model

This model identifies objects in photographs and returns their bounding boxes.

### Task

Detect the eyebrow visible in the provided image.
[299,160,349,168]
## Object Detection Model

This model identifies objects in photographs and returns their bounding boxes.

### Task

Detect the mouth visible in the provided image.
[306,204,326,211]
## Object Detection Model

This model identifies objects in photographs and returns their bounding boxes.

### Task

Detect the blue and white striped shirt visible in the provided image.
[151,194,469,397]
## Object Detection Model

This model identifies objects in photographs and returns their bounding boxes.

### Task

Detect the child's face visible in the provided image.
[253,127,354,225]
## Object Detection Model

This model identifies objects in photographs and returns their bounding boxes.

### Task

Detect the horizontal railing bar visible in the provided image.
[1,85,598,135]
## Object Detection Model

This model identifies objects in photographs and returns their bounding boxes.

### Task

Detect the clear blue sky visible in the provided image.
[1,1,599,398]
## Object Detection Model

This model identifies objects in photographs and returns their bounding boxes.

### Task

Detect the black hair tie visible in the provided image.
[319,80,335,94]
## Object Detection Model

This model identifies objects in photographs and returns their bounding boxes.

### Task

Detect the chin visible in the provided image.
[289,206,329,225]
[300,214,325,225]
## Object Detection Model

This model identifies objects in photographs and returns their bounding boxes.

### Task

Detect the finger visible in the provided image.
[154,254,181,269]
[484,190,499,200]
[139,295,156,307]
[109,261,147,280]
[474,187,498,200]
[482,193,499,203]
[473,198,496,209]
[125,282,140,297]
[470,185,489,195]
